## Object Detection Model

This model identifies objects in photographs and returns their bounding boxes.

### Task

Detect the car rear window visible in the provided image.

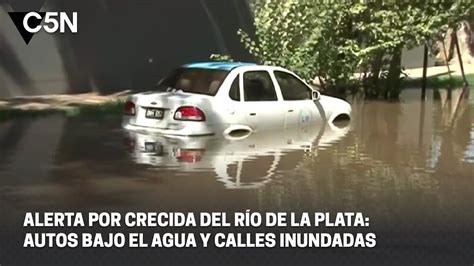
[157,68,229,96]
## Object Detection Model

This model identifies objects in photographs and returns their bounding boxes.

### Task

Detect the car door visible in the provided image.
[222,74,248,126]
[240,70,286,130]
[273,70,325,126]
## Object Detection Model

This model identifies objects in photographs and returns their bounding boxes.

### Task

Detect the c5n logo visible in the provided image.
[8,12,77,45]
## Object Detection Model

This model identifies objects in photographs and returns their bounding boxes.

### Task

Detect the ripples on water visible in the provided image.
[0,88,473,264]
[0,88,472,212]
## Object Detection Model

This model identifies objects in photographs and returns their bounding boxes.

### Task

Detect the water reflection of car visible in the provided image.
[124,122,350,189]
[122,62,351,137]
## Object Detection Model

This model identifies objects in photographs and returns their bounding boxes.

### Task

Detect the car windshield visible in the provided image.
[157,68,230,96]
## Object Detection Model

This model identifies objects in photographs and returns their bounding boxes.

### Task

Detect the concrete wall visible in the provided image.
[0,0,254,97]
[401,46,436,69]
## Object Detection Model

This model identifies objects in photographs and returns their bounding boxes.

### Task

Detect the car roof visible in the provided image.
[183,62,257,71]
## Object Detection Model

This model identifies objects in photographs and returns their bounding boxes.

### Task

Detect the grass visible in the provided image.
[0,100,125,122]
[402,73,474,89]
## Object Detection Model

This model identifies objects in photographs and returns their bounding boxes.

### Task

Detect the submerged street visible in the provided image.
[0,87,473,265]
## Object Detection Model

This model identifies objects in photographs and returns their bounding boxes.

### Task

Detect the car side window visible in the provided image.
[229,76,240,101]
[243,71,278,101]
[274,71,312,100]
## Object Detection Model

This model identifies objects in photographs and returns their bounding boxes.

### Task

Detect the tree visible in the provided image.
[214,0,474,99]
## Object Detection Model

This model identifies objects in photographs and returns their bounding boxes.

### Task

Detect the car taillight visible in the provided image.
[124,101,136,115]
[174,106,206,121]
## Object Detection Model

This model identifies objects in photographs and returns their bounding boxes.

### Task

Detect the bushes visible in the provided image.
[214,1,473,99]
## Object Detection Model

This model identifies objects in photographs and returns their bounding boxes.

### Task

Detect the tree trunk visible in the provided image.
[370,51,384,86]
[385,46,402,99]
[453,31,468,87]
[435,28,455,65]
[421,44,428,101]
[441,35,453,83]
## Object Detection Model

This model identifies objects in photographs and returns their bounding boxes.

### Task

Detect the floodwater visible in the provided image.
[0,87,473,265]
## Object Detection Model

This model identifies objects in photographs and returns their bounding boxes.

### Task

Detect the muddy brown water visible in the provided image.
[0,88,473,265]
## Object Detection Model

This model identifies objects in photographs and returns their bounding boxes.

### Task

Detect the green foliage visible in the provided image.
[224,0,474,99]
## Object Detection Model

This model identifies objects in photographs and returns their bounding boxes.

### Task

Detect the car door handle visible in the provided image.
[249,113,256,116]
[288,109,294,113]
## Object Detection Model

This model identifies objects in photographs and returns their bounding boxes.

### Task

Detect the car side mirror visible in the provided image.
[312,90,321,101]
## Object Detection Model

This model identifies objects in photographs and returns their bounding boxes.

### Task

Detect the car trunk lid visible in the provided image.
[129,91,210,129]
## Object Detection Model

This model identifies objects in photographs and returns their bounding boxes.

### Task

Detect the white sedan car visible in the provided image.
[122,62,351,137]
